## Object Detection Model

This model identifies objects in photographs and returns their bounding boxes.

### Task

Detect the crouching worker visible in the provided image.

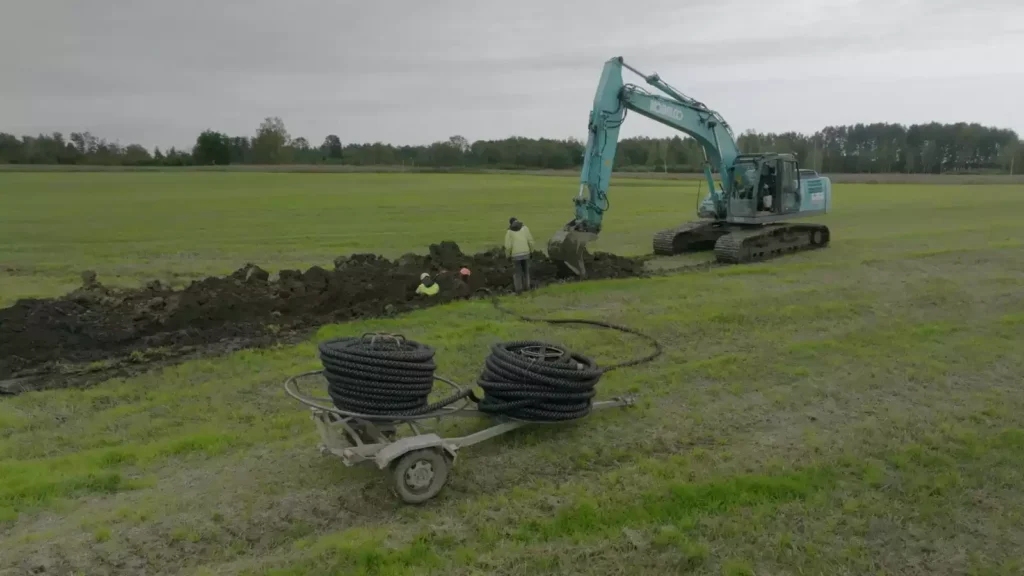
[454,267,473,300]
[415,272,439,297]
[504,217,535,293]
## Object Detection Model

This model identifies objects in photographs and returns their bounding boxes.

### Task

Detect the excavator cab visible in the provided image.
[726,154,802,221]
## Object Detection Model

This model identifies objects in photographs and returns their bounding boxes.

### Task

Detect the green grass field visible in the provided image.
[3,172,1020,305]
[2,171,694,304]
[2,172,1024,575]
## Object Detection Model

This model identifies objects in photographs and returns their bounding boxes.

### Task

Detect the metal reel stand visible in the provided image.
[286,370,636,504]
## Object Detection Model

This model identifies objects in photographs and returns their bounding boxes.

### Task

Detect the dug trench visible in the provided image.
[0,241,646,393]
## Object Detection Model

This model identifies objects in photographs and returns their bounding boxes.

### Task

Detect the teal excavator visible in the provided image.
[548,57,832,277]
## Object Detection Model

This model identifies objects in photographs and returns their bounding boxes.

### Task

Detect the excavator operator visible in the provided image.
[737,168,757,199]
[758,164,776,212]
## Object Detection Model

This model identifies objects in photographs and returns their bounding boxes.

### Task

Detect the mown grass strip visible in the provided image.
[257,467,834,576]
[0,430,242,521]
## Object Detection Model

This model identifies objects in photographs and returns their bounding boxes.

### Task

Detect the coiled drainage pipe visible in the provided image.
[319,334,469,417]
[475,340,602,421]
[472,297,663,421]
[319,302,662,423]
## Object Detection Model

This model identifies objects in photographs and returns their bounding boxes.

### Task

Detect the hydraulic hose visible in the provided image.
[319,334,470,416]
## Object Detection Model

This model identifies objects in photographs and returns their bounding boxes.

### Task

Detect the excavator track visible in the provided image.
[714,223,830,264]
[652,220,729,256]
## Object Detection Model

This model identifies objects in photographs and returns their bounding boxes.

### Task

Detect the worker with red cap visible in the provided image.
[454,267,472,300]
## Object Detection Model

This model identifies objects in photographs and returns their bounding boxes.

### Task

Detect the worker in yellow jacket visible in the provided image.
[415,272,439,297]
[504,217,535,292]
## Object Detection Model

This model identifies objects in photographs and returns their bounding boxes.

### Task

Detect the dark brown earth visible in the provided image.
[0,242,646,392]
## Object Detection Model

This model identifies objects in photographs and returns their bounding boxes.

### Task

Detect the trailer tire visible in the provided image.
[390,448,449,504]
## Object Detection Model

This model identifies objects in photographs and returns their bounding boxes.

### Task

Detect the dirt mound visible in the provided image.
[0,242,645,389]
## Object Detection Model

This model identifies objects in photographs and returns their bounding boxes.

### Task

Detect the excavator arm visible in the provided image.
[549,56,742,275]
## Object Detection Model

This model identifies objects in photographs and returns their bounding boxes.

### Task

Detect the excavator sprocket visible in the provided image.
[714,223,830,264]
[652,220,729,256]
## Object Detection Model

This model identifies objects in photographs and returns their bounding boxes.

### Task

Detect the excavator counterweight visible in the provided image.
[547,57,832,276]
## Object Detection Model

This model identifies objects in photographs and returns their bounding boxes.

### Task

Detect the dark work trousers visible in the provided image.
[512,255,531,292]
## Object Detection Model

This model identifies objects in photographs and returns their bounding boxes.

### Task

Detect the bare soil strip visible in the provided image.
[0,242,644,392]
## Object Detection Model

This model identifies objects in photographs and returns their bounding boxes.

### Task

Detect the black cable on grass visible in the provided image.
[489,296,663,372]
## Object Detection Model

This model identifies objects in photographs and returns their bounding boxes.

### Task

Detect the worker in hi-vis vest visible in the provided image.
[415,272,439,296]
[504,217,535,292]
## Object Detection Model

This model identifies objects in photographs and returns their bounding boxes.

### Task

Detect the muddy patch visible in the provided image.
[0,242,645,392]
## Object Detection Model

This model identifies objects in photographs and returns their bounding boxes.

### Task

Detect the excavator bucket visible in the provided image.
[547,229,597,277]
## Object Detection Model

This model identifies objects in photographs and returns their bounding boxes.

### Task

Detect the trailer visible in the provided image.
[285,370,637,504]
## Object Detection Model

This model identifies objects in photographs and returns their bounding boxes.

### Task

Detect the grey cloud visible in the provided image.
[2,0,1021,148]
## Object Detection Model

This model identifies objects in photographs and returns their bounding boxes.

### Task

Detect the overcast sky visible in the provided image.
[2,0,1023,149]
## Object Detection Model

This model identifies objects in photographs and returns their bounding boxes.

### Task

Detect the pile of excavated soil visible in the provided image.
[0,241,645,389]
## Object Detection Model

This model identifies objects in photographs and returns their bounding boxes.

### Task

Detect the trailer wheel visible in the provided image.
[391,448,449,504]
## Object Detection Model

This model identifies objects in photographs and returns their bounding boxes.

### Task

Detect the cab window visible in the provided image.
[780,160,798,195]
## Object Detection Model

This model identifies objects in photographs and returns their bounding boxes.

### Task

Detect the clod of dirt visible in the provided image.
[0,377,29,395]
[301,266,331,294]
[80,269,98,287]
[247,266,269,283]
[428,241,464,269]
[396,253,425,269]
[0,241,647,390]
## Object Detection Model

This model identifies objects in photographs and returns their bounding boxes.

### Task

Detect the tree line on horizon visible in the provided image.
[1,117,1020,175]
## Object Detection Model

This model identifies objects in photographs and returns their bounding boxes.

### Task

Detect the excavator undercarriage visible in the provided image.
[651,220,831,264]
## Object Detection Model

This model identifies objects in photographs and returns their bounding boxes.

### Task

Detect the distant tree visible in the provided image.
[3,120,1024,172]
[286,136,322,163]
[0,132,23,163]
[322,134,343,160]
[645,139,665,171]
[161,146,193,166]
[91,139,122,165]
[665,135,691,170]
[998,139,1019,174]
[421,140,462,166]
[251,117,290,164]
[69,131,97,155]
[121,144,152,165]
[12,132,74,164]
[69,132,85,154]
[448,135,470,153]
[192,130,231,165]
[228,137,250,164]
